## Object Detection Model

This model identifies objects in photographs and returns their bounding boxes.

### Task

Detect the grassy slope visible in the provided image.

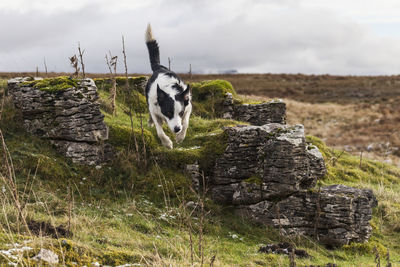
[0,78,399,266]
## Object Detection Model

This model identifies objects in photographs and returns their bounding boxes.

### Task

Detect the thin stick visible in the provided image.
[105,52,118,115]
[78,42,86,78]
[43,57,48,77]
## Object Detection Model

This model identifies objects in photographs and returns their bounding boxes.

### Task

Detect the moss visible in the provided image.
[198,130,228,175]
[243,175,263,185]
[100,249,141,265]
[57,239,95,265]
[107,123,156,150]
[191,80,237,118]
[22,76,78,92]
[342,241,386,256]
[153,118,231,175]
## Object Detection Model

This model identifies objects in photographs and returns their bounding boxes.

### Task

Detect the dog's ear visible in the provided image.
[176,84,190,106]
[157,84,168,103]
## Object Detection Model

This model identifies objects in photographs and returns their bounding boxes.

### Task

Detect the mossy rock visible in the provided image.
[191,80,237,118]
[22,76,78,93]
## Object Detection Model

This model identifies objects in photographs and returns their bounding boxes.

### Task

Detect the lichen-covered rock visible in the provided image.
[8,77,110,165]
[236,185,377,246]
[210,123,324,204]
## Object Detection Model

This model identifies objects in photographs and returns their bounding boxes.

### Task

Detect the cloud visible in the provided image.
[0,0,399,75]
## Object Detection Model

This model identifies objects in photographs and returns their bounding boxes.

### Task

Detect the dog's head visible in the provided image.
[157,83,191,134]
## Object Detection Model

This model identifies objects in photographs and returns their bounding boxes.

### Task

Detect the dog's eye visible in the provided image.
[179,111,184,117]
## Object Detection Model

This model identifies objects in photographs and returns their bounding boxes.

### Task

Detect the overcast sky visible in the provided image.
[1,0,400,75]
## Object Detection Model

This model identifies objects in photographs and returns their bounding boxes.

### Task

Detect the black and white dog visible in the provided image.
[145,24,192,149]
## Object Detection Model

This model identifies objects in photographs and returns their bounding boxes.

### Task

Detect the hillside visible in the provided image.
[2,72,398,166]
[0,75,400,266]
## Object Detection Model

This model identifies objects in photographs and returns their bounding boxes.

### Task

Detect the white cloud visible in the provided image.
[0,0,400,75]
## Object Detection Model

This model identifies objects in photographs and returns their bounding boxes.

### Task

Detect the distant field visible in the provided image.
[1,72,399,166]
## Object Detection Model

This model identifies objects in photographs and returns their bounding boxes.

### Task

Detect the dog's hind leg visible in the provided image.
[152,114,173,149]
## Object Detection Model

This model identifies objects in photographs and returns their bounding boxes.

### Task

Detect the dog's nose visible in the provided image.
[174,126,181,133]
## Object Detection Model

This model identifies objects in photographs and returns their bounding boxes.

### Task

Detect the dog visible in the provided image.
[145,24,192,149]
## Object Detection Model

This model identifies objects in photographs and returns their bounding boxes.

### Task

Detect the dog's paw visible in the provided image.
[161,137,173,149]
[175,132,186,144]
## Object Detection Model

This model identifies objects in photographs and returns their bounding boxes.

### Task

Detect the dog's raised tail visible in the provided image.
[145,23,160,72]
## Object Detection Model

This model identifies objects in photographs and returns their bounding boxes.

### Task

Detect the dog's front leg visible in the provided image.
[152,114,173,149]
[176,109,190,144]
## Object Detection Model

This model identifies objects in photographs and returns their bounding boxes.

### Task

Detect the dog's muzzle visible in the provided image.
[174,126,181,133]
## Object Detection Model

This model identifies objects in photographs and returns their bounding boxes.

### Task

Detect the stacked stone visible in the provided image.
[8,77,110,165]
[221,93,286,125]
[211,124,323,205]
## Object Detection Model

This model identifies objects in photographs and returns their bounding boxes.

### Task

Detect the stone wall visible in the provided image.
[8,77,111,165]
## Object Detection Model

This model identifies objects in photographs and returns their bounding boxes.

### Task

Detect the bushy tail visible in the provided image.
[145,24,160,72]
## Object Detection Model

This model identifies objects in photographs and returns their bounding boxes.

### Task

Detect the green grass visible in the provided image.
[0,77,399,266]
[21,76,79,92]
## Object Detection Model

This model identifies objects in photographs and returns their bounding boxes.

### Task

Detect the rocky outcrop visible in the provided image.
[221,93,286,125]
[8,77,110,165]
[210,123,323,204]
[238,185,377,246]
[189,122,377,246]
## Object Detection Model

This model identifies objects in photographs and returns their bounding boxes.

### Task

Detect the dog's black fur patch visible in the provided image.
[157,84,175,119]
[175,85,190,107]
